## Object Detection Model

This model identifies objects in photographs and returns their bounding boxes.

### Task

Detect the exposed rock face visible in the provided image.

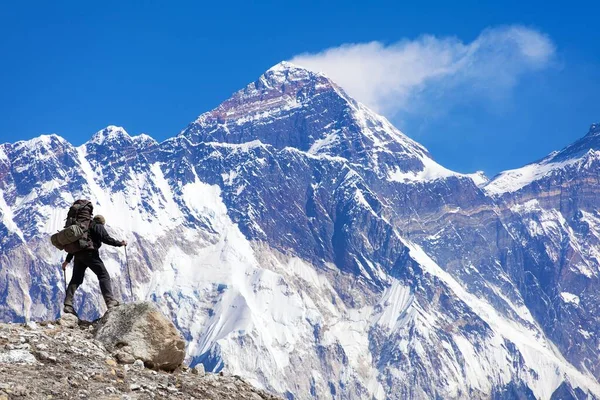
[0,318,281,399]
[1,62,600,399]
[94,302,186,372]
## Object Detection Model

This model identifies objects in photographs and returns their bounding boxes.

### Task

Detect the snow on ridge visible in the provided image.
[205,140,267,152]
[88,125,131,145]
[11,133,67,150]
[484,150,600,195]
[468,171,489,187]
[386,155,481,184]
[133,133,157,143]
[0,145,8,163]
[402,238,600,399]
[387,163,452,183]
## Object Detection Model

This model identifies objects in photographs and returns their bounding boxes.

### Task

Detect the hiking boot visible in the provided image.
[105,299,120,310]
[63,304,77,316]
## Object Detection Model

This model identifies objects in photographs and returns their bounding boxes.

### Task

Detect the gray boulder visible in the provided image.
[94,302,185,371]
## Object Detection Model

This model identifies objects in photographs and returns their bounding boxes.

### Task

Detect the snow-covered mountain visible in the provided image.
[1,62,599,399]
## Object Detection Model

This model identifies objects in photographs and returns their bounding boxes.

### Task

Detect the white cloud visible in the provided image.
[290,26,555,116]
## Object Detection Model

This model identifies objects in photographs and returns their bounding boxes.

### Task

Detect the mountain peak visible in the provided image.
[585,122,600,138]
[180,61,460,182]
[254,60,332,92]
[266,60,303,72]
[89,125,131,145]
[485,122,600,195]
[12,133,67,151]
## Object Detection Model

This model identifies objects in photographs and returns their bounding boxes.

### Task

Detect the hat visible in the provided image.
[93,215,106,225]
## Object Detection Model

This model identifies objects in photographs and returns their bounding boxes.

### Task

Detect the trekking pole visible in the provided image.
[63,268,67,292]
[125,246,134,300]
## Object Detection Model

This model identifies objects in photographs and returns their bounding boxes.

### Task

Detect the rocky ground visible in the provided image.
[0,316,281,400]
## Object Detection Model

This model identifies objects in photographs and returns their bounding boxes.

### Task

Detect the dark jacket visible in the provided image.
[65,222,122,262]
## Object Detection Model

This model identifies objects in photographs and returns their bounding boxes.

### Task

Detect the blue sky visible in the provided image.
[1,0,599,176]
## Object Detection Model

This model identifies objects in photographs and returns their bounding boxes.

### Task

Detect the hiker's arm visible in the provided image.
[97,224,124,247]
[62,254,73,270]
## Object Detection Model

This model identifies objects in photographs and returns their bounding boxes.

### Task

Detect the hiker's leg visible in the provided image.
[87,252,118,307]
[64,257,87,307]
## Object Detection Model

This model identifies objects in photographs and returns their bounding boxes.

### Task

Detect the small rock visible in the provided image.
[35,351,58,363]
[105,358,118,367]
[37,343,49,351]
[130,384,141,391]
[191,364,205,376]
[114,350,135,364]
[104,386,118,394]
[132,359,145,370]
[68,377,80,388]
[25,321,39,330]
[60,314,79,329]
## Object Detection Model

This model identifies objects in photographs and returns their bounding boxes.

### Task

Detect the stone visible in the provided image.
[105,358,117,367]
[191,364,205,377]
[113,349,135,364]
[94,302,186,371]
[0,349,37,364]
[132,359,145,370]
[35,351,57,363]
[59,314,79,329]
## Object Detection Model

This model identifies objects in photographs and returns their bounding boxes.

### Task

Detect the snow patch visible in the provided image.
[560,292,580,306]
[387,156,457,183]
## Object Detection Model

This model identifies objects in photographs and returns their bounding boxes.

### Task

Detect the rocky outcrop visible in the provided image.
[0,316,281,399]
[94,302,186,372]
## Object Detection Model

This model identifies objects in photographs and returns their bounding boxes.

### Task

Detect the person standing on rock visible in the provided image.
[61,215,127,316]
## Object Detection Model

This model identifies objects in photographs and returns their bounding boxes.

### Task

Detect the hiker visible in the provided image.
[61,214,127,315]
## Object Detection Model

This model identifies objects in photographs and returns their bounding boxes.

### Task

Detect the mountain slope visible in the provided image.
[0,63,599,399]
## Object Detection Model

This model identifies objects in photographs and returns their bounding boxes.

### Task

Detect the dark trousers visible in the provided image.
[64,250,116,306]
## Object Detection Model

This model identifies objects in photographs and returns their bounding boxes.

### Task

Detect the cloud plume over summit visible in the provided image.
[291,26,556,116]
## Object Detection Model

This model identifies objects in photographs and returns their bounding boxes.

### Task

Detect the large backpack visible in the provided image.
[50,200,95,253]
